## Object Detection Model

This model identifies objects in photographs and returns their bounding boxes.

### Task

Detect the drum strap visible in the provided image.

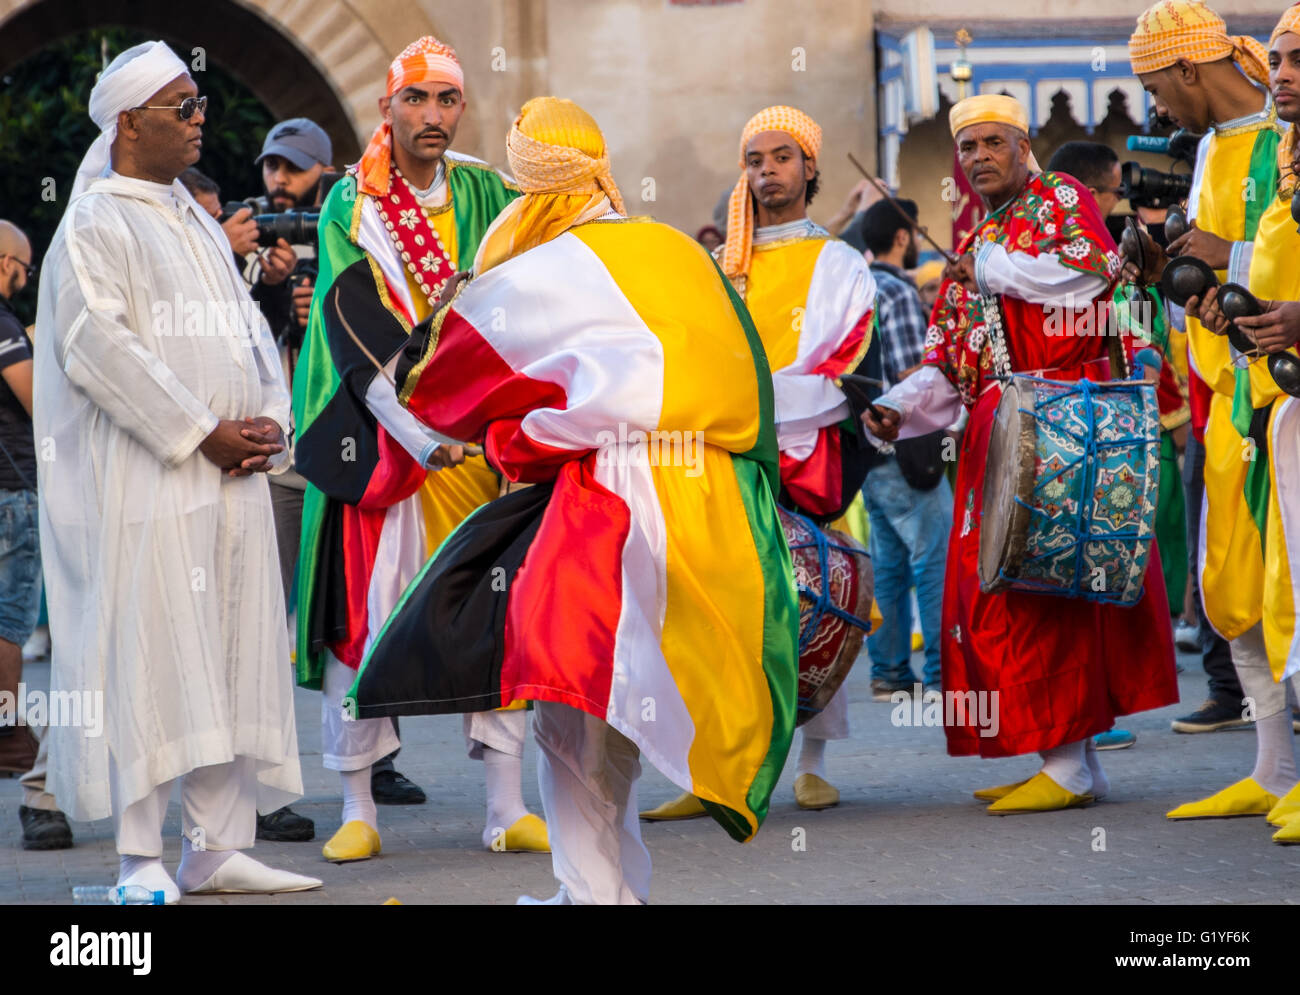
[974,235,1014,379]
[786,508,873,652]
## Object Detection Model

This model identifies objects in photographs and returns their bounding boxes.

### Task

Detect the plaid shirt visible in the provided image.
[869,262,929,386]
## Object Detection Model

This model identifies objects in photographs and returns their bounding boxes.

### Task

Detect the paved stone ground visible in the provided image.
[3,648,1299,905]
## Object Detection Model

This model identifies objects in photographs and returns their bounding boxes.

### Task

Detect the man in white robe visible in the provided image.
[34,40,320,901]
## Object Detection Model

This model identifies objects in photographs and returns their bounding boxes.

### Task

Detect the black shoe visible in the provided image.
[1170,698,1252,733]
[256,806,315,842]
[19,805,73,851]
[870,678,914,702]
[372,768,426,805]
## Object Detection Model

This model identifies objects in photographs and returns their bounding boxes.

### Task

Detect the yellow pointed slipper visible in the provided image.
[322,820,381,863]
[640,792,708,821]
[1165,777,1279,820]
[987,772,1093,815]
[1266,781,1300,827]
[1272,813,1300,844]
[489,813,550,853]
[794,773,840,810]
[973,779,1030,802]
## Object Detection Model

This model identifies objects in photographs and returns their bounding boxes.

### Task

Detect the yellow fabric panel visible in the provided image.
[651,448,770,818]
[744,237,825,370]
[1200,393,1264,640]
[569,221,761,454]
[1244,196,1300,407]
[417,454,500,556]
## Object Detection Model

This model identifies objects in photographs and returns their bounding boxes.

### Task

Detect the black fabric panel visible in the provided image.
[354,482,554,718]
[307,496,351,657]
[395,310,436,396]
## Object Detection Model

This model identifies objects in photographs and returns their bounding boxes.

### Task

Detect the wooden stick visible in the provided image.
[846,153,958,265]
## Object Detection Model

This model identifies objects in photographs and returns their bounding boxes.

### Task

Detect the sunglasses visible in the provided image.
[0,255,35,280]
[131,95,208,121]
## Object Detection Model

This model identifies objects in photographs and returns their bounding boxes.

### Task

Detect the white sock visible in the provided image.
[118,854,164,884]
[796,735,827,779]
[1084,739,1110,800]
[341,766,377,829]
[176,835,236,893]
[482,746,528,848]
[1037,740,1092,796]
[1251,708,1299,797]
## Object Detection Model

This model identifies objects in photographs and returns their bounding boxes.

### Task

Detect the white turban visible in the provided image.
[72,40,190,197]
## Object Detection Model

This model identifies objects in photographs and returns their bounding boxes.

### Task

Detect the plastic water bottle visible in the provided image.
[72,885,166,905]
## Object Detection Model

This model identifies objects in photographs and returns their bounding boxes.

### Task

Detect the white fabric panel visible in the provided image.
[357,198,417,327]
[868,365,965,446]
[1270,397,1300,681]
[974,242,1108,306]
[35,174,301,822]
[773,240,875,460]
[321,651,400,771]
[362,495,433,660]
[453,231,665,453]
[363,352,444,466]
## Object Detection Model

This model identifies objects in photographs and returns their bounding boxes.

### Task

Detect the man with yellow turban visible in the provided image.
[350,97,800,903]
[866,93,1178,813]
[1175,4,1300,841]
[293,35,546,863]
[1125,1,1300,825]
[641,105,876,822]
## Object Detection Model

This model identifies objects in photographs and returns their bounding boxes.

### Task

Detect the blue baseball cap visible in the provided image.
[256,118,332,170]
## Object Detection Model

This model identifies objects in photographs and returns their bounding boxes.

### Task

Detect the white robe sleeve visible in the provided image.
[363,352,458,469]
[58,203,219,469]
[974,242,1108,306]
[866,366,964,446]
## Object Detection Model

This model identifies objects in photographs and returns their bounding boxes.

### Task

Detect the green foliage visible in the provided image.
[0,27,274,323]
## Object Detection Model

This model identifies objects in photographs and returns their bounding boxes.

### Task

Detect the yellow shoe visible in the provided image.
[1266,781,1300,826]
[911,631,924,652]
[1165,777,1279,820]
[322,821,381,862]
[640,792,708,821]
[489,813,550,853]
[986,772,1093,815]
[973,779,1030,802]
[1272,813,1300,844]
[794,773,840,810]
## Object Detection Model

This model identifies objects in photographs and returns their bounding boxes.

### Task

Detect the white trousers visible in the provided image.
[1230,623,1300,717]
[801,683,850,740]
[534,700,650,905]
[320,652,525,771]
[112,757,256,857]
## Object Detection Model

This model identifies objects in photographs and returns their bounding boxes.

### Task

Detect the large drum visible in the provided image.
[780,507,874,726]
[979,374,1160,605]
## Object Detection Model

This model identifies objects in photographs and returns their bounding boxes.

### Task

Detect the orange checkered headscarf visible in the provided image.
[356,36,465,198]
[721,106,822,281]
[472,97,625,274]
[1128,1,1268,85]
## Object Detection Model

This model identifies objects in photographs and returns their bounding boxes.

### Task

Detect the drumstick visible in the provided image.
[847,154,958,266]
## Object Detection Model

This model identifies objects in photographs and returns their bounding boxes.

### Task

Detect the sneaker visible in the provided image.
[256,806,315,842]
[1174,621,1202,654]
[1170,698,1252,733]
[371,768,427,805]
[19,805,73,850]
[870,678,913,702]
[1093,729,1136,750]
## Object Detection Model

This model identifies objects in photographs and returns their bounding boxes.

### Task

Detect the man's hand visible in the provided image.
[425,443,467,470]
[259,238,296,286]
[1168,221,1232,270]
[435,271,470,312]
[292,276,314,329]
[1185,286,1230,336]
[943,254,979,294]
[198,418,284,475]
[862,405,902,442]
[1118,226,1168,285]
[221,207,259,257]
[1233,300,1300,354]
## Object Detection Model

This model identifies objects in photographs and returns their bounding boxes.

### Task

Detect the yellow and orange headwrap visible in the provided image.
[721,105,822,281]
[1275,6,1300,195]
[949,94,1043,173]
[472,97,625,274]
[357,36,465,198]
[1128,0,1268,86]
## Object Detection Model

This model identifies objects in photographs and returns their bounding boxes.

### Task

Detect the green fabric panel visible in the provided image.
[1244,128,1280,241]
[1156,430,1187,613]
[447,160,520,266]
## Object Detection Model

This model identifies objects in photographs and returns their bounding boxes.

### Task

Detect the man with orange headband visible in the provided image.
[351,97,799,903]
[865,93,1178,814]
[1171,4,1300,840]
[641,105,875,821]
[292,35,545,864]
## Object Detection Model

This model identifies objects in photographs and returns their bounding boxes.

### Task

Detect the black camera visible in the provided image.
[1119,161,1193,211]
[251,210,320,248]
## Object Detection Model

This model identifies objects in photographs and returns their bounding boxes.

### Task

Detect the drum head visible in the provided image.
[979,380,1035,591]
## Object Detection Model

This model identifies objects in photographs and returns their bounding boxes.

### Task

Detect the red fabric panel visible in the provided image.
[779,426,841,517]
[330,503,389,668]
[357,426,428,510]
[811,307,874,380]
[1188,365,1213,442]
[499,459,629,713]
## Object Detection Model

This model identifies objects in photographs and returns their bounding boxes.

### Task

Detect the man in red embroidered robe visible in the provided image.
[866,94,1178,814]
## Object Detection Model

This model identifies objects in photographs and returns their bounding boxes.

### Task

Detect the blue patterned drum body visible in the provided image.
[978,374,1160,605]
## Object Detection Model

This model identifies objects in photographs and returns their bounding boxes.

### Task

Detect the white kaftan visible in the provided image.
[34,172,303,823]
